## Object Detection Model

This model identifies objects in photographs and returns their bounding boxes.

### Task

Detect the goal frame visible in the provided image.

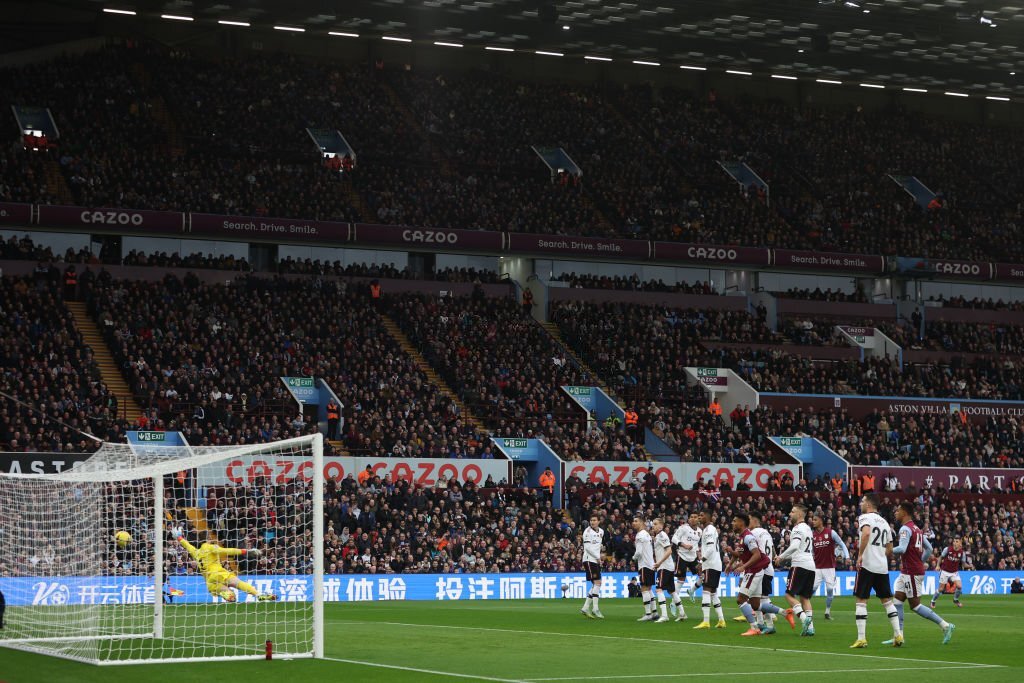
[0,433,325,666]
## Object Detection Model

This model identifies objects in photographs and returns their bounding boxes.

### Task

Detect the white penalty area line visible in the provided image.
[330,619,1004,670]
[525,665,990,681]
[323,656,530,682]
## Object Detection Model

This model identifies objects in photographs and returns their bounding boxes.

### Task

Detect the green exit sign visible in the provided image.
[502,439,528,449]
[287,377,315,387]
[137,431,166,442]
[697,367,719,377]
[567,386,592,396]
[780,437,802,447]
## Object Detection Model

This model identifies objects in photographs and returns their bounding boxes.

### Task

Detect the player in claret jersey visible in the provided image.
[850,494,903,648]
[887,502,955,645]
[932,538,965,609]
[749,511,791,635]
[728,513,772,637]
[810,511,850,620]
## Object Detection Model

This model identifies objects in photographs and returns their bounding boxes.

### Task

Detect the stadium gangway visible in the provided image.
[532,145,582,180]
[718,160,769,206]
[889,174,937,209]
[11,104,59,141]
[307,127,356,163]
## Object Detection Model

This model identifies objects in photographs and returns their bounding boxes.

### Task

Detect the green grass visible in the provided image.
[2,597,1022,682]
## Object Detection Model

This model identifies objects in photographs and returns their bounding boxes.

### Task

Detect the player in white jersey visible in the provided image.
[652,518,684,622]
[671,512,702,602]
[692,509,726,630]
[580,514,605,619]
[749,510,794,635]
[776,504,817,636]
[851,494,903,649]
[632,517,657,622]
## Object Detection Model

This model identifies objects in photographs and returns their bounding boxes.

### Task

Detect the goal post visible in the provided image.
[0,433,324,666]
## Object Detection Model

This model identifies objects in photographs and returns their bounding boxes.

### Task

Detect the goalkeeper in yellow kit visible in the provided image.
[171,526,277,602]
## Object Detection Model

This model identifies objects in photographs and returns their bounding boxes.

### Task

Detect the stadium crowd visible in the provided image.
[386,293,604,451]
[773,287,869,303]
[0,274,128,452]
[4,259,1024,467]
[6,42,1024,261]
[554,299,1024,402]
[160,474,1018,577]
[83,274,486,458]
[1,234,504,284]
[551,273,718,294]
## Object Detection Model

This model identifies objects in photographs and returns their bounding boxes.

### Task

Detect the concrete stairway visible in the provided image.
[184,507,209,534]
[64,301,143,424]
[148,96,186,158]
[578,189,619,236]
[42,156,74,204]
[540,321,621,404]
[379,81,456,179]
[378,314,487,433]
[131,61,185,158]
[339,176,376,223]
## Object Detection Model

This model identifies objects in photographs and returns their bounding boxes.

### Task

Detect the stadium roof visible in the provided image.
[16,1,1024,95]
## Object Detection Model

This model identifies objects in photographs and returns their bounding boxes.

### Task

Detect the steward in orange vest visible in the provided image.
[709,400,722,417]
[326,400,340,440]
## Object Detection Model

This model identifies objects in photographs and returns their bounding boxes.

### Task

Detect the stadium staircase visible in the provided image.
[604,101,691,197]
[130,63,185,158]
[577,191,619,235]
[64,301,143,424]
[182,507,238,570]
[339,177,376,223]
[378,314,487,434]
[148,97,186,158]
[539,321,621,404]
[42,157,74,204]
[184,507,209,535]
[379,81,456,179]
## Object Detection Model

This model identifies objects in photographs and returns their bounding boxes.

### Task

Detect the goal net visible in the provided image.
[0,433,324,665]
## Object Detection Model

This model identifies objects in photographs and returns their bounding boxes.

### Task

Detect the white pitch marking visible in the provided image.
[323,656,530,682]
[329,619,1004,669]
[525,665,991,681]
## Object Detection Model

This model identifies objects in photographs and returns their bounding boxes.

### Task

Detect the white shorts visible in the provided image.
[738,571,764,599]
[894,573,925,600]
[814,567,838,592]
[938,571,962,586]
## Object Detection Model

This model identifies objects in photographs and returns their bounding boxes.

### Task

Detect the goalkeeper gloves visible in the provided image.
[171,526,184,540]
[247,549,261,558]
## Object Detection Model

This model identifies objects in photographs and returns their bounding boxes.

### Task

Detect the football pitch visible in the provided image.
[2,596,1022,682]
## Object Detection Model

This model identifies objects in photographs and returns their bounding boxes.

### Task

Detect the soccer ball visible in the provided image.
[115,530,132,548]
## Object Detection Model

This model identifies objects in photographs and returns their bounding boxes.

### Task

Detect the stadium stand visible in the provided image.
[4,43,1024,261]
[551,273,718,294]
[0,274,128,452]
[153,477,1017,576]
[82,274,485,456]
[384,293,636,461]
